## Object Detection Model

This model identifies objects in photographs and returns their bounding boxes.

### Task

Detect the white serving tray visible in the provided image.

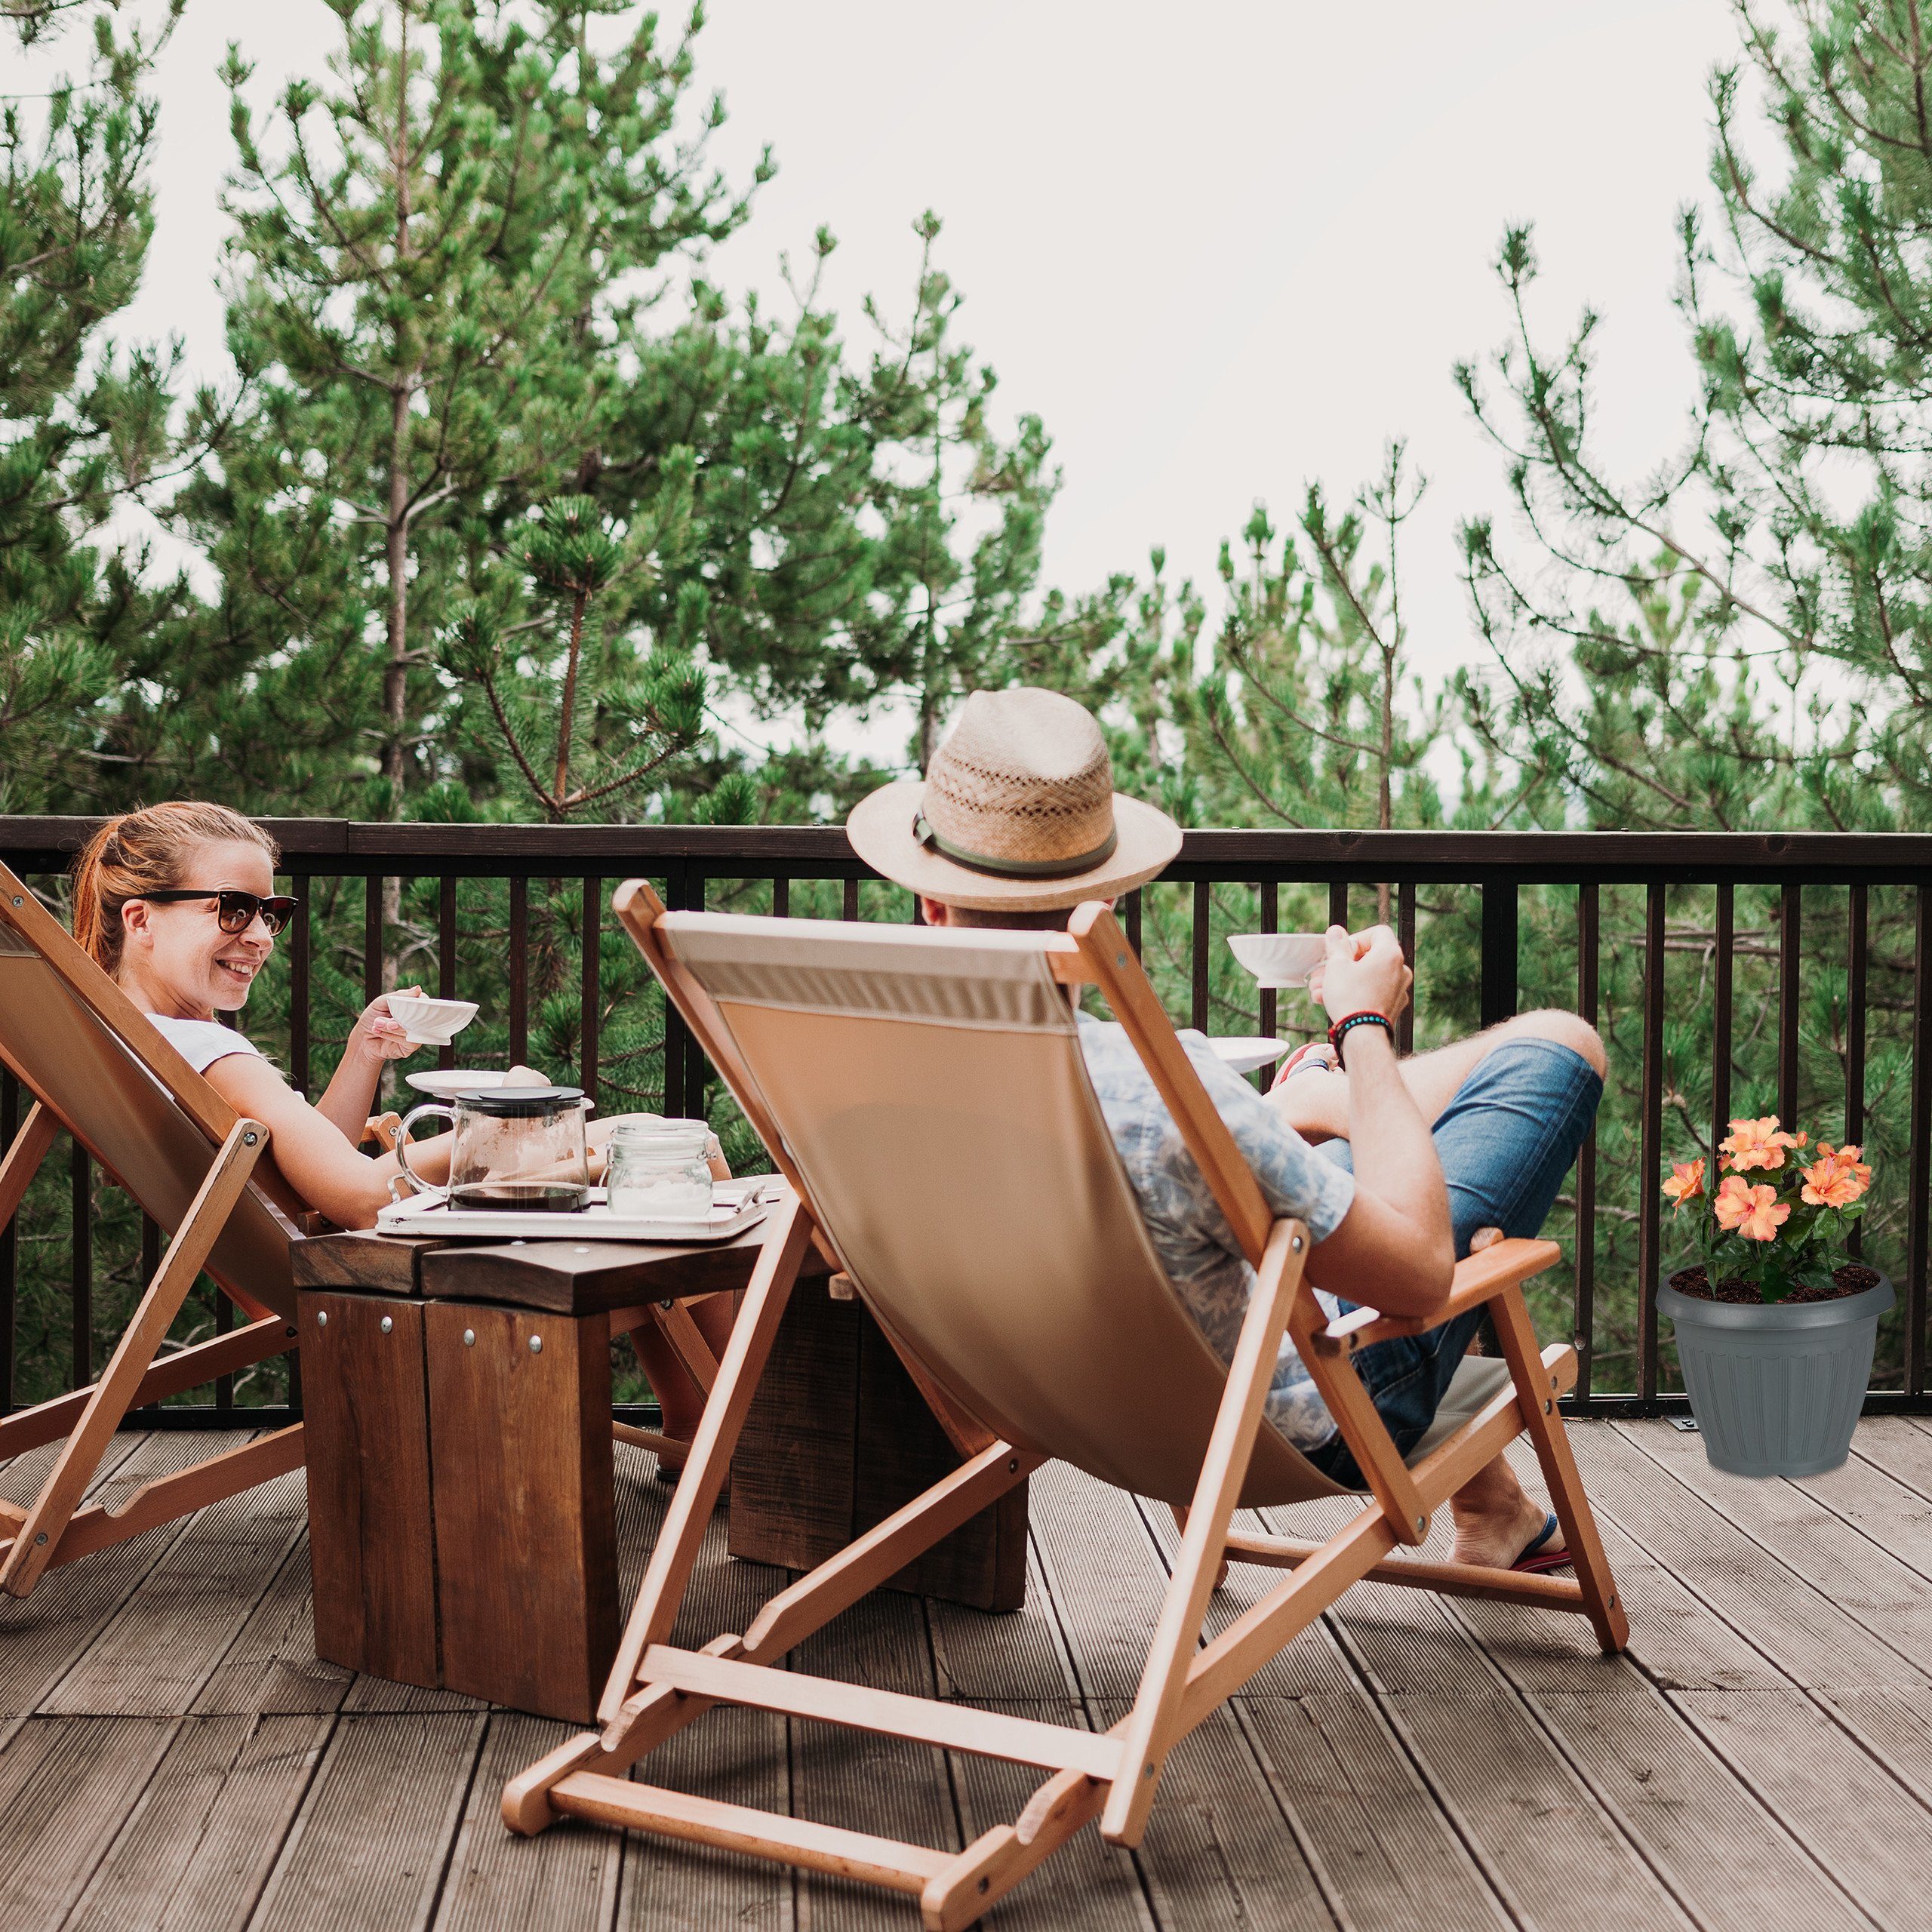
[376,1180,774,1244]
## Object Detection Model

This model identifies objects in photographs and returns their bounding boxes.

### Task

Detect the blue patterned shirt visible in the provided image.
[1077,1014,1355,1450]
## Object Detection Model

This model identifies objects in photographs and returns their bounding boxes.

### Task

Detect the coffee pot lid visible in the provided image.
[454,1084,586,1117]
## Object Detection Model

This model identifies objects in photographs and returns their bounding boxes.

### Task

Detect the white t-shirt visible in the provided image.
[146,1014,265,1075]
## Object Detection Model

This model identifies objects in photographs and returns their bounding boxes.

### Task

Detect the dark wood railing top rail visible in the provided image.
[7,817,1932,883]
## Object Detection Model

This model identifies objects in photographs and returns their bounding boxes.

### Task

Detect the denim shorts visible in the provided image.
[1301,1038,1602,1488]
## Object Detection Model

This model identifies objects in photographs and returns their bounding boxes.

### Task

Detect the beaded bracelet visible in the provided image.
[1327,1011,1394,1069]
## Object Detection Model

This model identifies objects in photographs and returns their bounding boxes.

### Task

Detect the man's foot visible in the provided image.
[1450,1489,1567,1571]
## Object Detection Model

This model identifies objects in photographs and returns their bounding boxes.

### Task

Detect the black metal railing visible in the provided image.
[4,817,1930,1425]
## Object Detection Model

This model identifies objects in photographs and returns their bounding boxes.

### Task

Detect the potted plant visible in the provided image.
[1657,1118,1894,1477]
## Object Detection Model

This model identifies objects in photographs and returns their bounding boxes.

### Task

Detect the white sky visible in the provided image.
[11,0,1751,746]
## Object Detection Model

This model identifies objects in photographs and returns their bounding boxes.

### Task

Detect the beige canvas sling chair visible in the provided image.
[0,860,307,1597]
[503,882,1629,1930]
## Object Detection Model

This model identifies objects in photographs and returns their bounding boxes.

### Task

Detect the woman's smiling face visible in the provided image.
[118,838,278,1017]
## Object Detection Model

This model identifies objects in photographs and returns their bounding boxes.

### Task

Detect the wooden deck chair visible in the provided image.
[503,884,1629,1929]
[0,861,306,1597]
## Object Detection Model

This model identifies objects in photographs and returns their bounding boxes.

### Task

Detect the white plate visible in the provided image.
[405,1069,509,1099]
[1226,931,1328,989]
[1208,1036,1289,1075]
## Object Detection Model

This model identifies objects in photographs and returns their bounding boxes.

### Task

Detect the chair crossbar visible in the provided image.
[0,1426,303,1574]
[1223,1531,1591,1609]
[641,1645,1123,1779]
[549,1772,952,1894]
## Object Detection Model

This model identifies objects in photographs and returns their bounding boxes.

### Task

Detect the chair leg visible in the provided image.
[1103,1217,1309,1847]
[596,1195,816,1725]
[1487,1283,1629,1653]
[0,1117,268,1597]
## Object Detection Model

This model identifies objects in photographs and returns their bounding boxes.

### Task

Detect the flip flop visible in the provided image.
[1512,1512,1571,1574]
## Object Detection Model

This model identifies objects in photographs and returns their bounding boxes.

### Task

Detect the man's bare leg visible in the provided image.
[1447,1449,1566,1568]
[1267,1008,1606,1142]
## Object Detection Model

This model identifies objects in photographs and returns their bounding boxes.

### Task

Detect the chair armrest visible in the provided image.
[1308,1237,1563,1358]
[361,1111,403,1153]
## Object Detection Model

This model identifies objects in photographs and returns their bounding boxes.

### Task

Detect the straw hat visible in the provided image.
[846,688,1183,911]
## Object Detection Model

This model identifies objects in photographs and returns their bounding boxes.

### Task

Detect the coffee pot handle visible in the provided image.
[394,1103,455,1200]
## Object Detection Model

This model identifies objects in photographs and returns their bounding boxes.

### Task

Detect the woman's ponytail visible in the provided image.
[67,804,279,975]
[69,817,124,971]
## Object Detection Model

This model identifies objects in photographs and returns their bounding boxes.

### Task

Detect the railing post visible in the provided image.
[1191,881,1211,1032]
[1479,881,1518,1031]
[1778,883,1801,1125]
[662,863,690,1118]
[0,1071,14,1411]
[1638,883,1666,1404]
[581,876,601,1109]
[1909,887,1930,1397]
[1573,884,1599,1411]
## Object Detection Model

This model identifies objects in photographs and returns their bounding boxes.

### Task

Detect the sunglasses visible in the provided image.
[132,889,300,937]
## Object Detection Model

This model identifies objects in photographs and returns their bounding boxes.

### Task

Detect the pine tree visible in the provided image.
[162,0,760,821]
[0,0,184,812]
[1457,0,1932,835]
[848,211,1057,769]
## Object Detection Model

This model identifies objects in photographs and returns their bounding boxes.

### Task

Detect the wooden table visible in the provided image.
[291,1210,1026,1722]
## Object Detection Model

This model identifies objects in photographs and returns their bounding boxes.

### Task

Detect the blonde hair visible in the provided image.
[71,804,280,974]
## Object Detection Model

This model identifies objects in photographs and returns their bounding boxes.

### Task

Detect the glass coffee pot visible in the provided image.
[396,1084,589,1213]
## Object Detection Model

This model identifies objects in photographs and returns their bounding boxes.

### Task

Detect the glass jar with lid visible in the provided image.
[605,1116,715,1219]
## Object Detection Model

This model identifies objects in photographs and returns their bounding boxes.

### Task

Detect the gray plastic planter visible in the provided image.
[1658,1269,1894,1478]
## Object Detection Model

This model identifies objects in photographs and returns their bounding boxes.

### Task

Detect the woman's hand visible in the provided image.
[347,986,426,1068]
[1312,924,1412,1025]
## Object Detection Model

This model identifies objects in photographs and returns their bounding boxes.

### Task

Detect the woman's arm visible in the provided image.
[312,988,423,1146]
[204,1052,435,1230]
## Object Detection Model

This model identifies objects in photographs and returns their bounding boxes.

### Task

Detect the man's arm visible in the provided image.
[1301,926,1455,1318]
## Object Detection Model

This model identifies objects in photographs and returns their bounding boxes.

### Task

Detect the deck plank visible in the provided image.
[614,1704,793,1932]
[63,1713,333,1932]
[192,1536,354,1717]
[1567,1423,1924,1690]
[0,1714,177,1925]
[1092,1697,1337,1932]
[1043,1469,1403,1927]
[1618,1420,1932,1683]
[433,1714,621,1932]
[246,1714,485,1932]
[788,1586,959,1931]
[0,1434,233,1721]
[1236,1693,1509,1932]
[1672,1687,1932,1929]
[45,1461,306,1715]
[949,1700,1152,1932]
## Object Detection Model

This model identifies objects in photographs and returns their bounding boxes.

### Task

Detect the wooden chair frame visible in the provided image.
[502,883,1628,1929]
[0,866,305,1596]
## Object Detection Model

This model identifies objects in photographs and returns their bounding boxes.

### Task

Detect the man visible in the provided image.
[847,686,1602,1573]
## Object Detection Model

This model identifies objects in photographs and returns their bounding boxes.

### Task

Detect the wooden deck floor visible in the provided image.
[5,1417,1932,1930]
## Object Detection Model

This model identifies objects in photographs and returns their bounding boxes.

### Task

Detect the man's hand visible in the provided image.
[1312,924,1412,1025]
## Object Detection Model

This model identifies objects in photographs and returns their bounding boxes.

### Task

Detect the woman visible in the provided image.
[71,801,733,1463]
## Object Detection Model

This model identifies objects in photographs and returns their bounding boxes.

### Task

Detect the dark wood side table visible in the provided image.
[290,1211,1025,1721]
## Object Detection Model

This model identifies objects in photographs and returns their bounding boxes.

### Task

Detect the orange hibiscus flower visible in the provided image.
[1661,1158,1706,1211]
[1719,1115,1802,1173]
[1801,1142,1872,1209]
[1713,1175,1789,1241]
